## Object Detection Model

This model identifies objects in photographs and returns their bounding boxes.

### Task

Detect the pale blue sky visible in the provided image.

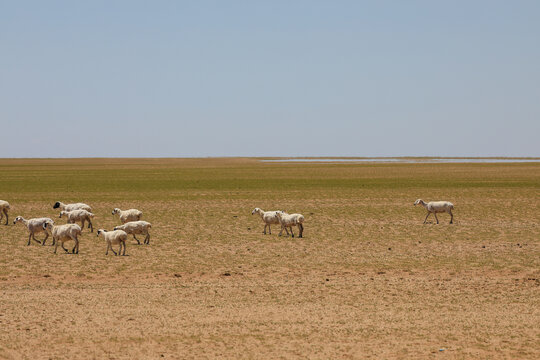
[1,1,539,157]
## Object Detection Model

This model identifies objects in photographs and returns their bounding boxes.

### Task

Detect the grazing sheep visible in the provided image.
[251,208,289,235]
[13,216,54,246]
[414,199,454,224]
[43,222,82,254]
[112,208,143,224]
[0,200,10,225]
[59,210,95,232]
[97,229,128,256]
[275,211,305,238]
[114,221,152,245]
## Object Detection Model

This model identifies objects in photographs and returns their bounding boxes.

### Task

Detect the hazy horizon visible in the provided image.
[1,1,539,158]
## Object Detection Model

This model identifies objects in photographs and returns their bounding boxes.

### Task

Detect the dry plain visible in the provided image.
[0,158,538,359]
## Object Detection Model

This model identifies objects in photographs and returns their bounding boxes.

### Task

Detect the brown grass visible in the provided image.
[0,158,538,359]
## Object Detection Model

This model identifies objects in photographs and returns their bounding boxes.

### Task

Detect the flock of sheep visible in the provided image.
[0,200,152,255]
[251,198,454,236]
[0,198,455,255]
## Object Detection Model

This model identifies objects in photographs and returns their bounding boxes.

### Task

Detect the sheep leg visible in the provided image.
[61,243,69,253]
[2,210,7,225]
[298,223,303,238]
[434,213,439,224]
[72,238,79,254]
[263,224,267,235]
[423,212,431,224]
[268,224,271,235]
[27,233,32,246]
[0,212,3,223]
[144,233,150,245]
[133,234,141,245]
[449,210,454,224]
[54,242,59,254]
[278,225,283,236]
[32,233,42,244]
[106,243,109,255]
[88,219,93,233]
[41,232,49,246]
[290,226,294,238]
[284,226,289,236]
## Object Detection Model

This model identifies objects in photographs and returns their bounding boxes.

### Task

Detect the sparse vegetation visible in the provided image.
[0,158,538,358]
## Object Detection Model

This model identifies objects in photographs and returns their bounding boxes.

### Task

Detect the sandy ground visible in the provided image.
[0,158,538,359]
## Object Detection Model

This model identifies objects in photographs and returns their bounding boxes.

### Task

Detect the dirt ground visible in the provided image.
[0,158,538,359]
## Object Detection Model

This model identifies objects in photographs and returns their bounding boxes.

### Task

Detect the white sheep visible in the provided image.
[275,211,305,238]
[59,210,95,232]
[43,222,82,254]
[414,199,454,224]
[0,200,10,225]
[112,208,143,224]
[13,216,54,246]
[114,221,152,245]
[97,229,128,256]
[53,201,92,229]
[251,208,289,235]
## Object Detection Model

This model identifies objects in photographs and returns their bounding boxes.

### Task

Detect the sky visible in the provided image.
[1,1,539,158]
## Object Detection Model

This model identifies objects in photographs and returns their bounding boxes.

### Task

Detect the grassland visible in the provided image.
[0,158,538,359]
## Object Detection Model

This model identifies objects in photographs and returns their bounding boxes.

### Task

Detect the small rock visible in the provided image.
[326,278,329,281]
[174,273,182,278]
[222,272,231,276]
[482,245,486,248]
[388,247,392,250]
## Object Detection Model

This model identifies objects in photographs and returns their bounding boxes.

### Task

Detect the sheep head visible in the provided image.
[42,222,53,231]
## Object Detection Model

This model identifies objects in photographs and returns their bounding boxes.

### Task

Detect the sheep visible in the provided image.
[59,210,95,232]
[13,216,54,246]
[112,208,143,224]
[53,201,92,212]
[251,208,289,235]
[275,211,305,238]
[414,199,454,224]
[42,222,82,254]
[97,229,128,256]
[114,221,152,245]
[0,200,10,225]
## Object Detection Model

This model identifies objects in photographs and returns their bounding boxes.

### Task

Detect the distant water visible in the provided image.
[261,158,540,163]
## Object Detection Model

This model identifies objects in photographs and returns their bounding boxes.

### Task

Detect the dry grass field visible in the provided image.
[0,158,538,359]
